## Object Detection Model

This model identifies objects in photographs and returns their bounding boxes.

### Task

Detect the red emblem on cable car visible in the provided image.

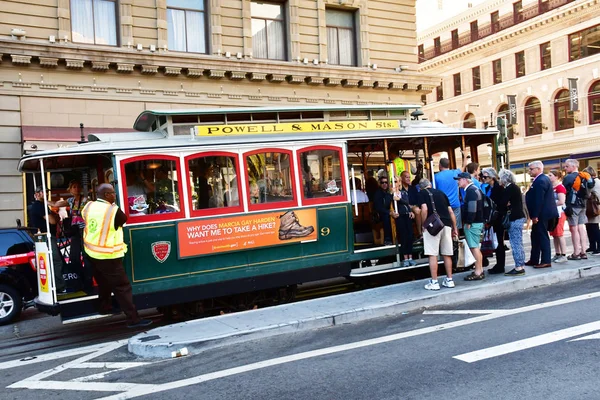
[151,241,171,263]
[39,256,47,285]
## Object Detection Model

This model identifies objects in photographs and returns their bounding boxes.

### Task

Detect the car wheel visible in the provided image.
[0,284,22,325]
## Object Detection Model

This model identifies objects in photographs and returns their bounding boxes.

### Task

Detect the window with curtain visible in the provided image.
[71,0,117,45]
[554,90,574,131]
[167,0,207,53]
[589,81,600,125]
[326,9,357,66]
[251,2,286,60]
[569,24,600,62]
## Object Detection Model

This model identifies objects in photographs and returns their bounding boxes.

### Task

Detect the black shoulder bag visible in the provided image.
[423,189,445,236]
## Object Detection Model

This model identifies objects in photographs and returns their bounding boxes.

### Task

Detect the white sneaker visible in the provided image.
[424,279,440,291]
[554,255,568,263]
[551,254,560,262]
[442,277,455,288]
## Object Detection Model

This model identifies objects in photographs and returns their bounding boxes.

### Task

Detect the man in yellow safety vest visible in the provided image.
[82,183,152,329]
[388,148,415,183]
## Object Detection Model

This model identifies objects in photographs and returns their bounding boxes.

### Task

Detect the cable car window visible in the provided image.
[298,146,345,204]
[187,154,243,216]
[122,157,183,220]
[245,150,296,210]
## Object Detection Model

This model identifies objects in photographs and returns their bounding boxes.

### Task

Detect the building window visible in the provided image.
[453,73,462,97]
[70,0,118,45]
[436,84,444,102]
[554,90,575,131]
[298,146,346,205]
[418,44,425,62]
[434,37,441,56]
[470,21,478,42]
[589,80,600,125]
[493,59,502,84]
[491,11,499,33]
[515,51,525,78]
[245,149,297,211]
[569,24,600,62]
[121,156,184,223]
[513,1,523,24]
[497,104,515,140]
[451,29,459,49]
[540,42,551,70]
[326,9,357,66]
[251,1,286,60]
[167,0,207,53]
[472,66,481,91]
[525,97,542,136]
[185,153,243,217]
[463,113,476,129]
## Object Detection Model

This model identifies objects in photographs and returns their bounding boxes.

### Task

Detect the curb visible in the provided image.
[128,264,600,358]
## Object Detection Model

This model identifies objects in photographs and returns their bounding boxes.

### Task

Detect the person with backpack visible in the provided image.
[525,160,558,268]
[583,166,600,255]
[481,167,506,274]
[455,172,485,280]
[563,158,591,260]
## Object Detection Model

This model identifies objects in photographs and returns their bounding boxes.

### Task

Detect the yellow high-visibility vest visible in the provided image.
[82,200,127,259]
[389,157,413,180]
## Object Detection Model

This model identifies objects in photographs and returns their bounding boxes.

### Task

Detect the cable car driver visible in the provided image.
[82,183,152,328]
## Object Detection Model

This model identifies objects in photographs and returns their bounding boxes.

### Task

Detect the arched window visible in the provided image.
[525,97,542,136]
[554,89,574,131]
[463,113,476,128]
[497,104,515,139]
[589,80,600,125]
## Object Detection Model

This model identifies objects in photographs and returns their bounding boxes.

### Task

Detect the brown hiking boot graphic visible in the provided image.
[278,211,314,240]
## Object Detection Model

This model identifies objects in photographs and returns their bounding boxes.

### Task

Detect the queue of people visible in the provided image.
[354,155,600,292]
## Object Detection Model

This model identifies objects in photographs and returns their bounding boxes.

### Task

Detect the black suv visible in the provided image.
[0,222,38,325]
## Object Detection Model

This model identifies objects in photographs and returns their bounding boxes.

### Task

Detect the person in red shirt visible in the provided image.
[548,170,568,263]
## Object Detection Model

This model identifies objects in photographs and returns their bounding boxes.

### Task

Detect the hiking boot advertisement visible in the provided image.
[278,210,315,240]
[177,208,318,258]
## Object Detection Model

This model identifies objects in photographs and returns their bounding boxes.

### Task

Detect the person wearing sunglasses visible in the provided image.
[373,177,395,245]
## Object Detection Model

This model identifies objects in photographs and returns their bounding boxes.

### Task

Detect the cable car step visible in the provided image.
[349,258,435,277]
[62,313,113,325]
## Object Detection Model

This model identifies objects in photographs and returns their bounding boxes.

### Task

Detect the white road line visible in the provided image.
[454,321,600,363]
[75,362,152,369]
[94,291,600,400]
[569,332,600,341]
[9,380,155,392]
[0,340,127,370]
[423,310,504,315]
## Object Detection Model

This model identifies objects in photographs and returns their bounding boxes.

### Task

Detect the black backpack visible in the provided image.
[482,194,499,225]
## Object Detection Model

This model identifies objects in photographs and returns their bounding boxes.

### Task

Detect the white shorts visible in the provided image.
[423,226,453,256]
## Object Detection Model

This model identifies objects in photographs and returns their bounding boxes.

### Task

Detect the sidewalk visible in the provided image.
[129,251,600,358]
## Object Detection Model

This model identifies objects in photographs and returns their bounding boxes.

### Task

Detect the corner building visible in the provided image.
[0,0,437,226]
[418,0,600,183]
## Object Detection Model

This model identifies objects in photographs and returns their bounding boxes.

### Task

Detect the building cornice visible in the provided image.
[418,0,598,73]
[0,40,439,93]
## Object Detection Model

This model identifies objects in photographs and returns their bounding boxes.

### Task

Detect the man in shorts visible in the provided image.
[418,178,458,290]
[562,158,588,260]
[456,172,485,280]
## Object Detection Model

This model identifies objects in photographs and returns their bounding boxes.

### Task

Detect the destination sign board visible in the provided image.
[195,120,400,136]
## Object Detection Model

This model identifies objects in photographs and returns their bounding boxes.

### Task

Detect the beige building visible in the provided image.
[0,0,437,226]
[418,0,600,183]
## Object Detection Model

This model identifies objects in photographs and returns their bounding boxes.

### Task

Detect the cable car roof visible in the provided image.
[18,119,498,172]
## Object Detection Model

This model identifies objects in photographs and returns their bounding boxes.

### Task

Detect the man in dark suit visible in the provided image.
[525,160,559,268]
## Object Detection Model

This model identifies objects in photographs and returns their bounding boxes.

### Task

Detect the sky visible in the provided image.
[416,0,488,32]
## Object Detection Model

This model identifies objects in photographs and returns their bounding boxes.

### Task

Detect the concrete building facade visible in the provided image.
[418,0,600,183]
[0,0,437,226]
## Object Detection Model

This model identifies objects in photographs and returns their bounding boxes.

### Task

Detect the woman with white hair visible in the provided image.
[481,167,506,274]
[498,169,527,275]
